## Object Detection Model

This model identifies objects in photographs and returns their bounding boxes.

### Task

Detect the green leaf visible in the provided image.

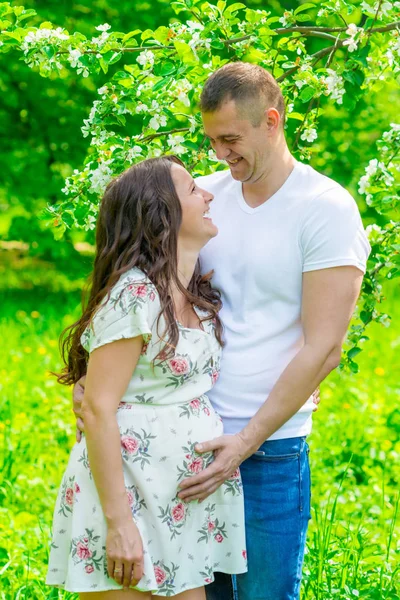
[141,29,155,42]
[122,29,141,44]
[224,2,246,16]
[217,0,227,12]
[154,61,176,76]
[299,86,315,102]
[16,9,37,22]
[287,112,304,121]
[294,3,316,14]
[210,39,224,49]
[99,58,109,74]
[295,14,312,22]
[348,360,359,373]
[347,347,362,360]
[360,310,372,324]
[117,77,133,88]
[0,4,14,17]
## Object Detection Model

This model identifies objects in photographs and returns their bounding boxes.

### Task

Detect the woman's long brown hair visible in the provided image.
[57,155,223,385]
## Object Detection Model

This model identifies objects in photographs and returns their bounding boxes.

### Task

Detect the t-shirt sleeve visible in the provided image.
[81,280,155,353]
[300,186,371,274]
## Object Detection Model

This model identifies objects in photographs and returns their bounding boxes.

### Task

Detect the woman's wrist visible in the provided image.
[105,507,133,528]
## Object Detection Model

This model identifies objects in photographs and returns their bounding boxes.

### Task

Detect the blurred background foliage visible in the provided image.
[0,0,398,288]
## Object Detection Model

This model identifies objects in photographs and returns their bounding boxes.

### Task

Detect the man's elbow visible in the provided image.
[324,345,342,373]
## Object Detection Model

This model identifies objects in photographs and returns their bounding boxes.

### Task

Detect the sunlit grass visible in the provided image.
[0,265,399,599]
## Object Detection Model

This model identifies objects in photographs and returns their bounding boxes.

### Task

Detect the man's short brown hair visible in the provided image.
[200,62,285,126]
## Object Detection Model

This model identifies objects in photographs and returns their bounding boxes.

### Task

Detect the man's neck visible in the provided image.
[242,147,296,209]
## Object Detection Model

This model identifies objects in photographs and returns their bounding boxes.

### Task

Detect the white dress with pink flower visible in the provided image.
[46,267,247,595]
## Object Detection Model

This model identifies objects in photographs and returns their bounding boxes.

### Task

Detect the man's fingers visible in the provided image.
[76,417,85,432]
[178,463,220,490]
[195,436,224,454]
[182,481,220,502]
[179,479,219,501]
[75,428,82,443]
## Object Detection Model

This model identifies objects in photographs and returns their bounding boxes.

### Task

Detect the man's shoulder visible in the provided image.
[297,162,354,206]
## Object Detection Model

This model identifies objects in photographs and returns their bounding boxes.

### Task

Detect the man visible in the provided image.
[74,63,370,599]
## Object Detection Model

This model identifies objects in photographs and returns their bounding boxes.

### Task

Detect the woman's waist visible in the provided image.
[118,392,213,409]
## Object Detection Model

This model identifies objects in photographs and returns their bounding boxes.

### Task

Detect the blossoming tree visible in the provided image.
[1,0,399,370]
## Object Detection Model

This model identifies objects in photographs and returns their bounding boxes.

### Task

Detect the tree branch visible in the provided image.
[53,21,400,57]
[275,21,400,35]
[276,43,344,82]
[139,127,191,142]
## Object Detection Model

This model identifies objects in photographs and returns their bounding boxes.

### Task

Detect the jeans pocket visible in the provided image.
[251,450,300,461]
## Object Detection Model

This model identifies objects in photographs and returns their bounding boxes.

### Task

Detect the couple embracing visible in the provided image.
[46,62,370,600]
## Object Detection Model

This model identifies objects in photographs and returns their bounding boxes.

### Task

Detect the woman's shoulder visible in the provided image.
[112,267,157,298]
[102,267,158,315]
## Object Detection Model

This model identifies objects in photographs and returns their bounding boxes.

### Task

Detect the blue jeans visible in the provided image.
[206,437,311,600]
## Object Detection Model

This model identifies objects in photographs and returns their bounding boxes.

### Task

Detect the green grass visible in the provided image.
[0,258,399,599]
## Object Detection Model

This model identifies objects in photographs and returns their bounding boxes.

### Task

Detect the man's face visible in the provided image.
[202,99,273,184]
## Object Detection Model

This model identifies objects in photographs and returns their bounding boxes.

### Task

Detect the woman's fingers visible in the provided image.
[122,561,133,589]
[132,556,144,585]
[113,561,124,585]
[107,556,114,579]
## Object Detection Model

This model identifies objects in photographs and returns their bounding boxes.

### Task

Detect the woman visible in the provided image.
[46,156,247,599]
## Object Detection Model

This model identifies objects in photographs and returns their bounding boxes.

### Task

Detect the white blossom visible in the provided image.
[92,31,110,46]
[95,23,111,32]
[137,50,155,67]
[323,68,345,104]
[365,224,383,238]
[136,102,148,113]
[346,24,359,37]
[126,145,143,162]
[67,48,82,68]
[88,159,113,195]
[301,128,318,143]
[279,12,291,27]
[295,79,306,89]
[167,134,186,155]
[21,27,69,54]
[361,1,392,16]
[343,37,358,52]
[358,175,369,195]
[98,85,108,95]
[186,20,204,32]
[149,115,167,130]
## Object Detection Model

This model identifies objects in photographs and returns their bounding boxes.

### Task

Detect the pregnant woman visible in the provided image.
[46,156,246,598]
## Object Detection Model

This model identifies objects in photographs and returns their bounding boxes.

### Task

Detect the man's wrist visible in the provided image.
[236,427,262,460]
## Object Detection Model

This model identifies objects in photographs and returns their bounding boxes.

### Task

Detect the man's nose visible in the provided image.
[214,142,230,160]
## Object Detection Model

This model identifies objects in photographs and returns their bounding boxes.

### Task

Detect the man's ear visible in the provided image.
[265,107,281,133]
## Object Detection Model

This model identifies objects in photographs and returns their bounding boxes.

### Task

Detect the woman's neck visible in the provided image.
[176,245,199,290]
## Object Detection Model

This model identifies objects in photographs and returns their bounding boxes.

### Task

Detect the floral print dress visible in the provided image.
[46,267,247,595]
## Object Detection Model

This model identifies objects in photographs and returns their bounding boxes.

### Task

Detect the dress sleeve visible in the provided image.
[300,186,371,274]
[81,280,157,353]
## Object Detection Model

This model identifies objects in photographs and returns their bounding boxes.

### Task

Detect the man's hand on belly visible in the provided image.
[177,434,250,502]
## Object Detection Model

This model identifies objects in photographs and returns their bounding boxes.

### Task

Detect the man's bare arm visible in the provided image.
[178,266,364,502]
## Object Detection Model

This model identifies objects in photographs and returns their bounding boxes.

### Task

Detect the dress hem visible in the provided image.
[46,568,248,595]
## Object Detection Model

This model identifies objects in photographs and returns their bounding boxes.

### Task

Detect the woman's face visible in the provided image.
[171,163,218,249]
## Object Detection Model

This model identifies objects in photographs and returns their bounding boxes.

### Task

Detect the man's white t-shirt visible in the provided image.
[197,161,371,441]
